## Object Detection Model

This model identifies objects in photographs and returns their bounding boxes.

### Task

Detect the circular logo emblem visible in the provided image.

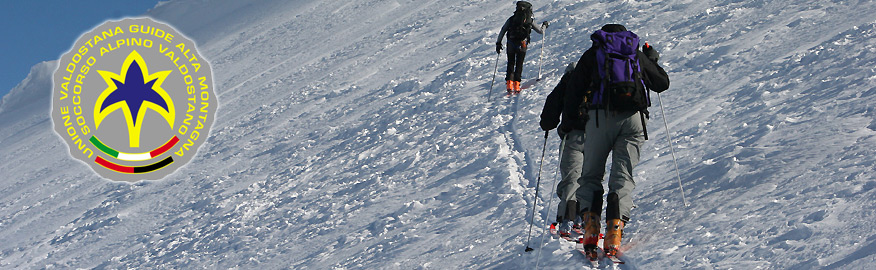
[51,17,217,182]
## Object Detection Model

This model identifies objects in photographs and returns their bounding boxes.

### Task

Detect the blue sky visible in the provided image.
[0,0,160,98]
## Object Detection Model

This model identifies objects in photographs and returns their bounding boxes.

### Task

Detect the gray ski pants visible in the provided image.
[576,110,646,221]
[556,130,585,222]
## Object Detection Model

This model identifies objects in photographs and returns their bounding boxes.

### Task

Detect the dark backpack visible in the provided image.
[507,1,533,42]
[589,29,650,112]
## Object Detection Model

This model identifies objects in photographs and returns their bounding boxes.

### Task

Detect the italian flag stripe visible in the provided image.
[118,152,152,161]
[95,156,135,173]
[89,136,119,157]
[90,136,180,161]
[95,156,174,174]
[134,156,174,173]
[151,136,180,157]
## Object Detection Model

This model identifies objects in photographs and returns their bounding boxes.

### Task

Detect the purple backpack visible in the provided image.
[590,30,650,111]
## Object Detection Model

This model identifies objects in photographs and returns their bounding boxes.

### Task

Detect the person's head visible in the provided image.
[516,1,532,11]
[601,24,627,32]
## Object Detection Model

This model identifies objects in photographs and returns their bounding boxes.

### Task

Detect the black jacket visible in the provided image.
[541,45,670,133]
[497,17,545,44]
[540,68,581,132]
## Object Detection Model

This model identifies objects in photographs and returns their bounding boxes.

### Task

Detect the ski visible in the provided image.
[607,254,625,264]
[578,248,601,268]
[550,223,623,267]
[605,249,625,264]
[548,223,577,242]
[573,224,584,235]
[578,247,626,268]
[559,233,575,242]
[574,234,627,268]
[576,245,601,268]
[574,237,598,268]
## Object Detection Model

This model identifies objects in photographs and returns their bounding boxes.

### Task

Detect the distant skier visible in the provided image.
[539,62,586,239]
[565,24,670,260]
[496,1,546,95]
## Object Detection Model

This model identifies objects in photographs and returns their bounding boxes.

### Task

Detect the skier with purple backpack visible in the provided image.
[555,23,669,263]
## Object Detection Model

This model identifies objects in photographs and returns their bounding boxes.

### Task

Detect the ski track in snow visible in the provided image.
[1,0,876,269]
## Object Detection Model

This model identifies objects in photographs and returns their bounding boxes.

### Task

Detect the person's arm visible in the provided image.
[497,18,511,44]
[566,49,595,101]
[558,49,595,130]
[530,20,544,35]
[540,73,568,131]
[638,48,670,92]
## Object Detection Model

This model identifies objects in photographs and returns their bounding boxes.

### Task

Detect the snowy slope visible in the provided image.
[1,0,875,269]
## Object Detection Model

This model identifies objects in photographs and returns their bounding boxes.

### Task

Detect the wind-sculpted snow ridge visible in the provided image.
[1,0,875,269]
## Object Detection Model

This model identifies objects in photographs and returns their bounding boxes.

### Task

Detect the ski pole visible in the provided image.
[537,22,549,81]
[534,133,566,269]
[524,131,550,252]
[657,93,689,207]
[487,51,501,101]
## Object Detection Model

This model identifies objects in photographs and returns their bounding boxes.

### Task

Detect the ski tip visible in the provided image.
[608,256,625,264]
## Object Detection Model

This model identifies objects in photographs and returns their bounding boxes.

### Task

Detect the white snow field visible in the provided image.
[2,0,876,269]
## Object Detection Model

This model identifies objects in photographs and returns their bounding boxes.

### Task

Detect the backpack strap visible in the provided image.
[640,74,652,141]
[640,111,648,140]
[595,108,599,128]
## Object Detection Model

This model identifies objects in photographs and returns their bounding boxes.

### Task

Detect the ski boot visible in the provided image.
[604,219,625,261]
[512,80,521,94]
[580,212,601,262]
[572,214,584,234]
[557,219,574,241]
[505,80,514,95]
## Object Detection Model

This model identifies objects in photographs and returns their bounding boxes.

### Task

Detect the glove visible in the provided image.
[558,124,573,138]
[496,42,503,54]
[643,42,659,63]
[542,21,549,28]
[540,118,559,131]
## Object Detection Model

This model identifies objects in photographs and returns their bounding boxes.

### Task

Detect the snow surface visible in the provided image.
[1,0,876,269]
